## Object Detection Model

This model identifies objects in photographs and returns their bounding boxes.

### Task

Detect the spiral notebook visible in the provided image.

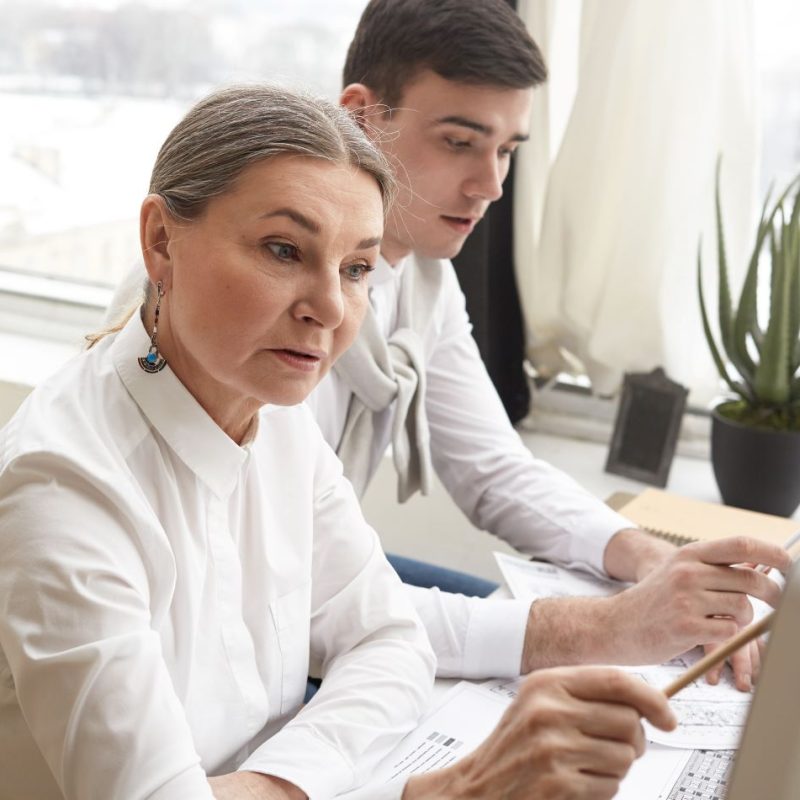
[610,488,798,548]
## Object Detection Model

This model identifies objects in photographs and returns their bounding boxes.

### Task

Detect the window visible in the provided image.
[756,1,800,196]
[0,0,369,292]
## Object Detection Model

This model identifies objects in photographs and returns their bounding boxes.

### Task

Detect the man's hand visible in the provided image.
[704,637,763,691]
[607,536,787,657]
[208,772,306,800]
[402,666,676,800]
[521,535,790,689]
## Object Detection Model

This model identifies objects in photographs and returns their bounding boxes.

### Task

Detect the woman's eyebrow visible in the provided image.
[261,207,321,233]
[432,115,529,143]
[260,208,380,251]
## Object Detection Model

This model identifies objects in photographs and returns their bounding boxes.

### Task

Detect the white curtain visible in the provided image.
[514,0,759,404]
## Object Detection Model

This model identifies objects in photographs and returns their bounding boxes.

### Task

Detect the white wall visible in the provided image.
[361,458,517,583]
[0,380,30,427]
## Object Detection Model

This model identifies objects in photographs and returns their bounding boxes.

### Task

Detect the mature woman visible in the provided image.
[0,85,436,800]
[0,85,675,800]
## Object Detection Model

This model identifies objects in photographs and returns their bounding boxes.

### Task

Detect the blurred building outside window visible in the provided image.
[0,0,369,293]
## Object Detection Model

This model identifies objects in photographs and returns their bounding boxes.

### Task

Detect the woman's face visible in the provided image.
[146,155,384,424]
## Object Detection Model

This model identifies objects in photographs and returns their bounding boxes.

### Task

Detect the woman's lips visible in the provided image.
[270,349,324,372]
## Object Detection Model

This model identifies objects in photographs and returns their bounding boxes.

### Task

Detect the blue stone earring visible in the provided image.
[138,280,167,374]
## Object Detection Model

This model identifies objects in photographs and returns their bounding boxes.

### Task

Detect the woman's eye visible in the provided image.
[445,137,471,150]
[266,242,299,261]
[344,263,373,282]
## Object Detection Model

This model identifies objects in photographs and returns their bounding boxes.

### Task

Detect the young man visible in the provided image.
[306,0,788,690]
[105,0,784,691]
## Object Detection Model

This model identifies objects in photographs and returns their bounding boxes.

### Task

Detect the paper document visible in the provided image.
[616,745,735,800]
[344,675,737,799]
[615,745,692,800]
[339,681,510,796]
[493,551,626,600]
[623,649,751,749]
[481,656,749,751]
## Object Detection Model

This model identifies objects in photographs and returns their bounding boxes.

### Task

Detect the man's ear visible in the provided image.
[140,194,176,290]
[340,82,387,131]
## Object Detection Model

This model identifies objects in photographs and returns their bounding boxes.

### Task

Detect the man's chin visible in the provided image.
[417,235,469,261]
[383,227,470,263]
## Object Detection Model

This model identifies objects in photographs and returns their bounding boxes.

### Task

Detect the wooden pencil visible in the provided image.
[664,612,774,698]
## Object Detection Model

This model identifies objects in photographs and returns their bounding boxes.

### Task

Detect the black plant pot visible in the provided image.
[711,406,800,517]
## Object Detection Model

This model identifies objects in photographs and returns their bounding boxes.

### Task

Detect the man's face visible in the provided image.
[354,70,532,264]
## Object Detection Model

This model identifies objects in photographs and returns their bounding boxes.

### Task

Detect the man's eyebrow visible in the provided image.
[261,208,321,233]
[433,115,529,143]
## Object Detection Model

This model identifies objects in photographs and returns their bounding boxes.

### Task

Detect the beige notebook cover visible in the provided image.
[617,488,798,548]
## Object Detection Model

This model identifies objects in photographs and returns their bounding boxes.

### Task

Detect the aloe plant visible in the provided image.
[698,162,800,430]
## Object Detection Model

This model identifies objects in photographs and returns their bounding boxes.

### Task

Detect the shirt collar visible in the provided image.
[369,253,407,288]
[112,312,249,498]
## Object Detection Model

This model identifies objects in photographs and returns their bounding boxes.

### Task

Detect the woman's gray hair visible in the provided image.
[87,84,393,347]
[150,83,395,220]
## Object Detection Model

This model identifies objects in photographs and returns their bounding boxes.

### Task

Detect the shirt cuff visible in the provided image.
[462,597,529,679]
[240,726,354,800]
[337,776,406,799]
[565,507,635,577]
[148,768,216,800]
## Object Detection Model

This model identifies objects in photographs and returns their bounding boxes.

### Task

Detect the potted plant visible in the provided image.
[698,162,800,516]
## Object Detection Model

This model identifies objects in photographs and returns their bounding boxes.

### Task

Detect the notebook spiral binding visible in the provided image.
[642,527,696,547]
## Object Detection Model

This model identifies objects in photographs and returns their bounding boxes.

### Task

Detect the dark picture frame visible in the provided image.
[605,367,688,487]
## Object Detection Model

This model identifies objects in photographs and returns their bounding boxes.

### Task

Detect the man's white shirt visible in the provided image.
[307,254,634,679]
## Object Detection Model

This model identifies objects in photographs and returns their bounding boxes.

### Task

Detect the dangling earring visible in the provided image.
[138,280,167,373]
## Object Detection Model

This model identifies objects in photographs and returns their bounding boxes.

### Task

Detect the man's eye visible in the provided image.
[499,146,516,158]
[344,262,373,282]
[266,242,299,261]
[445,137,471,150]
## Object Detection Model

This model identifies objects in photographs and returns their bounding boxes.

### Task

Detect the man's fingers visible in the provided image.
[757,635,768,662]
[750,640,762,685]
[687,537,792,574]
[695,616,741,645]
[702,638,758,692]
[669,560,782,608]
[704,653,723,686]
[697,566,783,608]
[696,590,755,627]
[729,641,753,692]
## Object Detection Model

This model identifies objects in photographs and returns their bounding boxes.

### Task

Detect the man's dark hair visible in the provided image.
[343,0,547,108]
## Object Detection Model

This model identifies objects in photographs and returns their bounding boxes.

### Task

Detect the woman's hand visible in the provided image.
[208,771,306,800]
[402,666,676,800]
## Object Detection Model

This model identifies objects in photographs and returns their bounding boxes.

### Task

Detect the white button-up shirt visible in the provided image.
[0,314,435,800]
[307,254,633,679]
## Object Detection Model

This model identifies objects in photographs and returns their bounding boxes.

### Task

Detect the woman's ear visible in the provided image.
[140,194,176,290]
[340,83,386,132]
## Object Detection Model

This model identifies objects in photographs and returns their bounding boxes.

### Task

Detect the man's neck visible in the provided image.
[380,238,411,268]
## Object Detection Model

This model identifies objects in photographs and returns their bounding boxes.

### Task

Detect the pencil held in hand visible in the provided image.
[664,612,774,698]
